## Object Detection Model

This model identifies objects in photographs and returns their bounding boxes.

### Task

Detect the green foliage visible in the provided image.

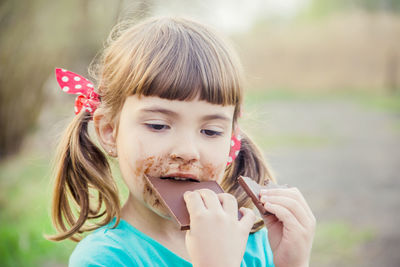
[0,153,128,266]
[312,221,375,265]
[0,153,74,266]
[245,89,400,114]
[0,218,74,266]
[357,93,400,113]
[302,0,400,20]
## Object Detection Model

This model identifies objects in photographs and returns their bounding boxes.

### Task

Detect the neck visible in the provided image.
[121,193,186,242]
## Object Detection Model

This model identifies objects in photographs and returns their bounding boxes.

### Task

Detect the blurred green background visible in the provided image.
[1,0,399,266]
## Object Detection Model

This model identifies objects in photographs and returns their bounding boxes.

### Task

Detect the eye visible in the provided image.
[201,129,223,137]
[145,124,170,131]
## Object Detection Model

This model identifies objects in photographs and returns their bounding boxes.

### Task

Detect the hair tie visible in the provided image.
[227,132,241,166]
[55,68,100,115]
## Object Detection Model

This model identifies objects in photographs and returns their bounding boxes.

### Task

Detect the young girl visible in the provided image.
[49,17,315,267]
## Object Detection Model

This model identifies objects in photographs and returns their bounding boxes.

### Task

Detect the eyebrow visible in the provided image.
[139,107,231,122]
[139,107,179,118]
[201,114,231,122]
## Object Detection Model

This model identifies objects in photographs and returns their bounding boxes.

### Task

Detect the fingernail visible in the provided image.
[183,191,191,198]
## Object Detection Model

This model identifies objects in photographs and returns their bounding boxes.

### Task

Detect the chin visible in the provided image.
[147,199,173,220]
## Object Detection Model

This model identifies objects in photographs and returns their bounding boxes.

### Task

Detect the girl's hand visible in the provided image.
[184,189,256,267]
[260,187,316,267]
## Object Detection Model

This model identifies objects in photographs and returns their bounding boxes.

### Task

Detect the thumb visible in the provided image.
[239,207,256,232]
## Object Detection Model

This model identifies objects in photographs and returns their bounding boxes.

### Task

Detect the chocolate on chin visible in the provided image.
[237,176,288,216]
[145,175,225,230]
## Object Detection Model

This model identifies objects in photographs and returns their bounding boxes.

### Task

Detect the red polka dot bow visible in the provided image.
[55,68,100,115]
[227,133,241,165]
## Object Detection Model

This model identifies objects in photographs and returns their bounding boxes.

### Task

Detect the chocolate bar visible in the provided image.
[145,175,225,230]
[237,176,288,216]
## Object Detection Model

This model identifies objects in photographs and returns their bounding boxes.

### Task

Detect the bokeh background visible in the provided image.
[1,0,399,266]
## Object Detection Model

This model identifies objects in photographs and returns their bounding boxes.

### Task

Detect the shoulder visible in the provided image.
[242,227,275,267]
[69,221,138,267]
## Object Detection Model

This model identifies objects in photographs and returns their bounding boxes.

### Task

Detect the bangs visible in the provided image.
[125,18,243,107]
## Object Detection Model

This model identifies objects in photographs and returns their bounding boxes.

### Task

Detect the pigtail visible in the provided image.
[47,112,120,242]
[222,130,275,232]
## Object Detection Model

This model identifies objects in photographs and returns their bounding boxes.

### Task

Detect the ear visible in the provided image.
[93,109,118,157]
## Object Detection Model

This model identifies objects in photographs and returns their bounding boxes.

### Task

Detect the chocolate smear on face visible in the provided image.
[134,155,235,229]
[202,163,219,180]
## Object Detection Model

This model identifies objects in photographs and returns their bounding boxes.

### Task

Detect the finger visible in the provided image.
[239,207,256,232]
[260,187,314,219]
[261,195,310,229]
[289,187,315,219]
[184,191,207,215]
[262,213,280,229]
[263,201,303,231]
[197,189,223,211]
[217,193,238,218]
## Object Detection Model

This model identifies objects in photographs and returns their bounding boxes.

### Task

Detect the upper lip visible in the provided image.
[161,172,200,182]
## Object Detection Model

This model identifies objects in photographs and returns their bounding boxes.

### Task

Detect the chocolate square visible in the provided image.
[237,176,287,216]
[145,175,225,230]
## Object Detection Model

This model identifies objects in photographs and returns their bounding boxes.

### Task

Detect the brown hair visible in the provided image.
[48,17,275,241]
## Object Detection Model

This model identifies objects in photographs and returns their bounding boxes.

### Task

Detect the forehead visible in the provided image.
[121,95,235,121]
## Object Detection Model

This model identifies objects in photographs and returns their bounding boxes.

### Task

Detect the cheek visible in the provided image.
[134,156,172,178]
[215,136,232,162]
[201,162,226,182]
[117,131,165,174]
[200,139,231,181]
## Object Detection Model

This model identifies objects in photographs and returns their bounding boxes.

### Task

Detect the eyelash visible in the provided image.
[200,129,223,137]
[145,124,170,131]
[145,124,222,137]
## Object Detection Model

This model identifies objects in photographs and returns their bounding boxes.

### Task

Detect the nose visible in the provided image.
[170,133,200,163]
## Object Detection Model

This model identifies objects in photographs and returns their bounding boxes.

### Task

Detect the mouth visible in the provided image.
[160,173,200,183]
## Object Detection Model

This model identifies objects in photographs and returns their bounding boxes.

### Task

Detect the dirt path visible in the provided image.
[255,98,400,266]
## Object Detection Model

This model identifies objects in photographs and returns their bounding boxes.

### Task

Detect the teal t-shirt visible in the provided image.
[69,218,275,267]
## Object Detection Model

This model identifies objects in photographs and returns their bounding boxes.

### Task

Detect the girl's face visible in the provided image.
[115,95,235,218]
